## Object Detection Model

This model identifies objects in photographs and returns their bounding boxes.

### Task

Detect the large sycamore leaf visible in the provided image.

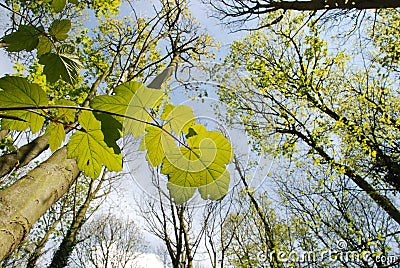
[161,124,233,204]
[165,162,230,204]
[124,83,164,137]
[1,110,44,133]
[166,182,196,205]
[161,104,196,134]
[39,52,83,85]
[91,81,164,138]
[198,169,230,201]
[91,82,134,116]
[67,111,122,178]
[186,124,233,165]
[0,76,47,107]
[2,25,40,52]
[0,76,47,133]
[144,126,176,166]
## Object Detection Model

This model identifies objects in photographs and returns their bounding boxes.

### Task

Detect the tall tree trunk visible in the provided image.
[26,213,63,268]
[49,174,106,268]
[0,147,79,260]
[49,202,90,268]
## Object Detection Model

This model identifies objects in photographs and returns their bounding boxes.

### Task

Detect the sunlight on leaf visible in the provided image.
[161,124,233,204]
[49,19,71,41]
[91,81,164,138]
[45,122,65,152]
[144,126,176,166]
[67,111,122,178]
[161,104,196,134]
[0,76,47,133]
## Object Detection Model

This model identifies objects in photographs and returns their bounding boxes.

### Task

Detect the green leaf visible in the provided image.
[0,76,47,133]
[67,111,122,178]
[198,169,230,200]
[49,19,71,41]
[37,36,52,57]
[138,138,146,151]
[162,104,196,134]
[165,162,230,204]
[1,110,44,133]
[94,113,122,154]
[45,122,65,152]
[124,83,164,137]
[91,81,164,138]
[144,126,176,166]
[2,25,40,52]
[166,183,196,204]
[186,125,233,165]
[39,52,83,84]
[0,76,48,107]
[91,82,135,119]
[52,0,67,12]
[161,124,233,203]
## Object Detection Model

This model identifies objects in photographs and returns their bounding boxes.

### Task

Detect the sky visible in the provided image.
[0,50,13,75]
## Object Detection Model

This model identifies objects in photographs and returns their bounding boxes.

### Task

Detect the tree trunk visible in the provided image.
[0,135,49,178]
[26,214,63,268]
[49,175,105,268]
[0,147,79,260]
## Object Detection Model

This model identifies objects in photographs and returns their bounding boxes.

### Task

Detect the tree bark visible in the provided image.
[0,147,79,260]
[0,135,49,178]
[49,200,90,268]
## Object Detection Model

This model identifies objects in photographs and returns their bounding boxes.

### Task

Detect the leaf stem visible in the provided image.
[0,105,158,127]
[0,105,197,153]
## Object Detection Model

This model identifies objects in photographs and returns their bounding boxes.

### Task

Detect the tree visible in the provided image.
[274,161,400,267]
[0,169,119,268]
[0,0,232,260]
[203,0,400,28]
[215,6,400,245]
[136,168,204,268]
[70,212,146,268]
[49,169,117,268]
